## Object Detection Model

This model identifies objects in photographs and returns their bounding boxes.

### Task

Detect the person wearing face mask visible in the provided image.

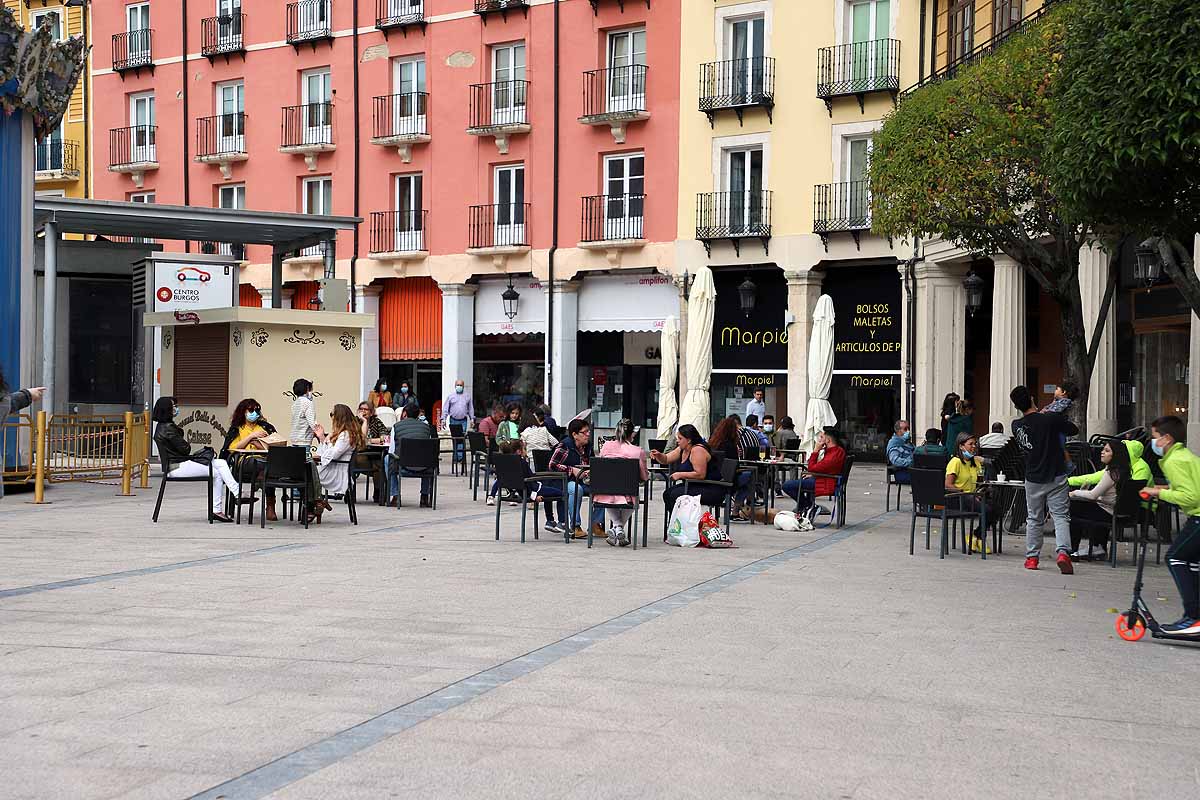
[390,381,418,414]
[290,378,317,446]
[886,420,914,483]
[945,432,989,553]
[1141,416,1200,633]
[151,397,240,523]
[441,378,475,464]
[368,378,392,411]
[221,398,281,521]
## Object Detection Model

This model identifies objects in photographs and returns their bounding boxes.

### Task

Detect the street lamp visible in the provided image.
[502,276,520,320]
[737,275,757,317]
[963,269,985,317]
[1135,239,1163,286]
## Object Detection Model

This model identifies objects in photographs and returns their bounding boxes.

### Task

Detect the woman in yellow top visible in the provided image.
[945,431,987,552]
[219,398,281,520]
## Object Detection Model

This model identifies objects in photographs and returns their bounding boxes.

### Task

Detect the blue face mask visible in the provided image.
[380,384,387,392]
[455,386,464,394]
[902,430,911,441]
[172,406,180,418]
[401,387,409,394]
[962,450,974,460]
[1152,438,1166,457]
[246,411,259,423]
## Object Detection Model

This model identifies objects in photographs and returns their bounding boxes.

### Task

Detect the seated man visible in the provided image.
[979,422,1011,449]
[915,429,948,457]
[388,402,436,507]
[886,420,914,483]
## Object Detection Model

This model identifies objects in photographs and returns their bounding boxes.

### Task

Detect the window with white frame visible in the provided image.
[301,177,332,255]
[393,173,424,252]
[390,56,427,136]
[721,146,765,234]
[725,14,766,102]
[301,68,332,144]
[843,135,872,222]
[606,29,646,112]
[215,184,246,255]
[126,2,150,60]
[129,191,155,242]
[490,42,526,124]
[493,164,525,246]
[215,81,245,153]
[602,152,644,240]
[128,92,156,163]
[31,8,63,41]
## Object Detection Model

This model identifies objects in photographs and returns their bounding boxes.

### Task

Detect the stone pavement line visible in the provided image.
[186,512,891,800]
[0,543,309,600]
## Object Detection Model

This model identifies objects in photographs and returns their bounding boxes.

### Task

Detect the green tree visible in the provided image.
[868,7,1104,434]
[1051,0,1200,314]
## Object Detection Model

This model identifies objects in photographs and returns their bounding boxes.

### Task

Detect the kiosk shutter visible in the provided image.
[173,323,230,405]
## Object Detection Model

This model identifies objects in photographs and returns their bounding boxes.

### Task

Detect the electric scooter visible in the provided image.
[1115,492,1200,643]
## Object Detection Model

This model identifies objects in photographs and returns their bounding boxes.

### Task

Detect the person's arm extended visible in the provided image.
[4,389,33,413]
[1068,467,1104,489]
[548,446,571,474]
[1070,470,1114,502]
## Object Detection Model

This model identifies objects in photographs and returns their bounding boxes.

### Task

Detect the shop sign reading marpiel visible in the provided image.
[153,261,236,312]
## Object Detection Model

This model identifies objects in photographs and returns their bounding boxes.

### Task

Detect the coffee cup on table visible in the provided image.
[997,472,1006,483]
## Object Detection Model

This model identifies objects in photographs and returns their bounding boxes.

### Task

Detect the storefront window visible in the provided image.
[1135,330,1190,423]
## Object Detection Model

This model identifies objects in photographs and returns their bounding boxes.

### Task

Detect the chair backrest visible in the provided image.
[548,424,566,440]
[840,453,855,483]
[1114,477,1148,517]
[153,438,190,473]
[909,467,948,506]
[776,431,801,451]
[1065,441,1095,476]
[716,453,737,484]
[375,407,397,429]
[913,451,949,470]
[648,438,667,454]
[491,453,528,493]
[588,457,641,497]
[396,436,439,470]
[467,431,487,454]
[265,445,309,480]
[531,448,552,472]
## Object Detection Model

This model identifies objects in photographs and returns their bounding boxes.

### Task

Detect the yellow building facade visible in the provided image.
[677,0,920,457]
[7,0,90,199]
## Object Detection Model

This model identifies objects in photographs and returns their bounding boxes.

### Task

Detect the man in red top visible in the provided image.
[782,427,846,520]
[477,406,504,440]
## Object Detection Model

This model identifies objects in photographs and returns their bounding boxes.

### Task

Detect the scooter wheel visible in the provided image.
[1115,611,1147,642]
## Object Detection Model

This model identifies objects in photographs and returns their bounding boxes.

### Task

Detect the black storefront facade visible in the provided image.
[710,266,789,431]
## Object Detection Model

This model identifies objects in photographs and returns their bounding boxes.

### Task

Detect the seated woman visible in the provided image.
[499,438,567,535]
[1067,439,1134,560]
[945,432,988,553]
[311,403,366,523]
[652,424,725,515]
[151,396,239,523]
[220,398,280,521]
[782,427,846,520]
[709,416,754,521]
[358,400,390,444]
[595,419,649,547]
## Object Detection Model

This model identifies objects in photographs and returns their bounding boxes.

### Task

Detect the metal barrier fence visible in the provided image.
[0,411,151,501]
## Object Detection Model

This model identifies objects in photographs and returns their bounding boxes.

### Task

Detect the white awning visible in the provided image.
[474,276,546,335]
[577,273,677,333]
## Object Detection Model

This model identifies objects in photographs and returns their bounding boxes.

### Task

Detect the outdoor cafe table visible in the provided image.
[738,458,791,523]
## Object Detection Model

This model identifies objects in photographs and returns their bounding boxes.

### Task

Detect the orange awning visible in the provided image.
[239,284,262,307]
[380,277,442,361]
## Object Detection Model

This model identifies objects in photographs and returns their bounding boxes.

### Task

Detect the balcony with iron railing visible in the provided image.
[474,0,528,20]
[579,65,649,143]
[370,92,430,162]
[201,13,245,59]
[108,125,158,188]
[813,180,872,250]
[580,194,646,248]
[280,103,335,170]
[112,29,153,73]
[699,57,775,126]
[695,190,772,256]
[34,139,80,181]
[369,210,428,259]
[376,0,425,32]
[816,39,900,114]
[467,202,530,253]
[195,113,248,178]
[467,81,530,154]
[287,0,333,46]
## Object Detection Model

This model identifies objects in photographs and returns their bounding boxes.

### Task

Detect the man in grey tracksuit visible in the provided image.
[1009,385,1078,574]
[0,377,45,501]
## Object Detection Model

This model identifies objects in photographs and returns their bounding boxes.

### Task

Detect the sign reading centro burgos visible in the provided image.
[152,260,235,313]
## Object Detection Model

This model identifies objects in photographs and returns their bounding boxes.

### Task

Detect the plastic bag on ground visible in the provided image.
[666,494,703,547]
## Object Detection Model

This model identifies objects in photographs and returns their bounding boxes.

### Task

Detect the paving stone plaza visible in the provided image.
[2,465,1199,799]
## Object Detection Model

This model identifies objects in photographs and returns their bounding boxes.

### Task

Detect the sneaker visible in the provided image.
[571,526,588,540]
[1024,557,1039,570]
[1160,617,1200,634]
[969,536,993,555]
[618,533,631,547]
[486,495,495,506]
[1056,552,1074,575]
[545,520,563,534]
[606,532,619,547]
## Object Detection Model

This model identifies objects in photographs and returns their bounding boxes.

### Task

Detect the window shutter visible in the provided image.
[173,323,230,405]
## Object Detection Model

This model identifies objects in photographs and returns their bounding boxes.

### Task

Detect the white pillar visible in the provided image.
[989,255,1026,430]
[548,280,579,419]
[1189,234,1200,446]
[356,284,382,401]
[914,261,967,434]
[784,268,824,424]
[256,286,273,306]
[440,283,476,409]
[1079,244,1117,435]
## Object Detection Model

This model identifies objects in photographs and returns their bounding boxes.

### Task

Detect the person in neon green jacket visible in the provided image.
[1142,416,1200,633]
[1068,439,1153,489]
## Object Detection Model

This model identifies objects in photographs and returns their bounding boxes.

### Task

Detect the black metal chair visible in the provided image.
[529,449,569,540]
[351,448,385,505]
[1070,478,1147,567]
[325,456,360,525]
[392,437,440,509]
[490,453,546,543]
[467,431,488,491]
[259,446,311,529]
[470,433,497,501]
[885,464,910,512]
[913,450,950,470]
[806,454,856,528]
[151,441,215,524]
[586,457,643,549]
[908,467,986,558]
[648,438,667,454]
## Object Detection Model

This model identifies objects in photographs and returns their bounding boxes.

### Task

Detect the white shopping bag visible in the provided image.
[666,494,703,547]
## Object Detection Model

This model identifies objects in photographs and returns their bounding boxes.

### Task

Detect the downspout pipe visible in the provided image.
[904,241,921,427]
[918,0,927,83]
[82,1,90,199]
[928,0,939,78]
[350,0,360,311]
[182,0,190,252]
[546,0,560,410]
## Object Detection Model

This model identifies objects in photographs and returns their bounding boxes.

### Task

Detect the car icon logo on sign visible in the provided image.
[176,267,212,283]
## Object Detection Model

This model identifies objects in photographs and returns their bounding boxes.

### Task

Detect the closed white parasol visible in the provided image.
[656,315,679,440]
[678,267,716,438]
[801,294,838,449]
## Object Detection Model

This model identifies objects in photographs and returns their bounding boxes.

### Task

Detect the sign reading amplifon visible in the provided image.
[152,260,236,313]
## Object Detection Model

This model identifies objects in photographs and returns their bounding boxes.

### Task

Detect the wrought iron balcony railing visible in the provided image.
[468,203,530,249]
[372,92,429,139]
[35,139,79,177]
[816,39,901,113]
[376,0,425,30]
[287,0,333,44]
[281,103,334,148]
[813,180,872,249]
[113,29,153,71]
[196,113,248,158]
[474,0,528,16]
[581,65,648,119]
[695,190,772,256]
[699,57,775,125]
[581,194,645,243]
[201,13,245,57]
[370,210,428,254]
[468,80,530,130]
[109,125,158,167]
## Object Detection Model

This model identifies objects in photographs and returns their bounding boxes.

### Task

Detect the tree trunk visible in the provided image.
[1054,268,1092,442]
[1159,237,1200,321]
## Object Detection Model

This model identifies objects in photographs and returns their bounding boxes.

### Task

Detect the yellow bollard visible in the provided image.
[119,411,134,496]
[140,412,151,489]
[33,411,47,504]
